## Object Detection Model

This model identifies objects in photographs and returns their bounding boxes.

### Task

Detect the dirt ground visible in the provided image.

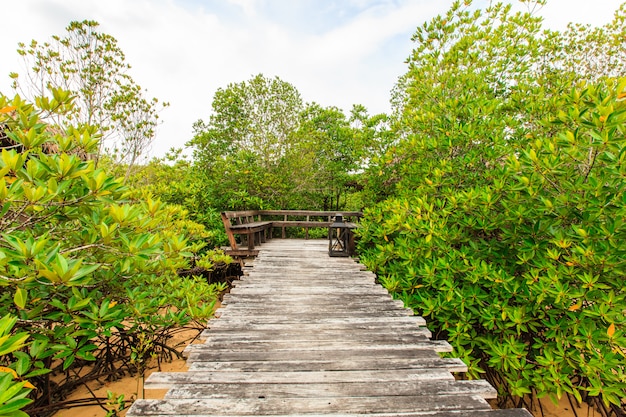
[531,395,603,417]
[51,328,200,417]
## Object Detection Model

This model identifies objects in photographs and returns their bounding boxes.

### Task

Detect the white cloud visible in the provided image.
[540,0,624,29]
[227,0,260,17]
[1,0,623,158]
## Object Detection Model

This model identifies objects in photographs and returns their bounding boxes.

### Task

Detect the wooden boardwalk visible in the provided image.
[128,239,532,417]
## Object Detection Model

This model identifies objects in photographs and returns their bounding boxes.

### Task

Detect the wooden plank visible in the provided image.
[216,307,414,315]
[231,281,379,288]
[186,347,444,363]
[206,317,429,330]
[221,294,405,304]
[238,268,374,276]
[221,210,259,219]
[271,221,332,228]
[198,329,433,342]
[162,379,496,399]
[215,306,415,316]
[227,285,387,294]
[183,339,453,354]
[216,300,410,310]
[145,368,454,388]
[224,283,390,296]
[206,316,428,327]
[186,357,467,373]
[238,277,375,283]
[220,212,239,250]
[128,394,491,416]
[223,249,259,257]
[202,324,429,335]
[128,410,532,417]
[218,300,408,310]
[258,209,362,218]
[229,222,273,230]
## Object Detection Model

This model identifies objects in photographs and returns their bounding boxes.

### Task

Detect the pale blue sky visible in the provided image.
[1,0,623,158]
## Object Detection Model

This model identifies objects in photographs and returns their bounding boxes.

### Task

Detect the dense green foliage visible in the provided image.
[358,0,626,412]
[0,92,227,415]
[189,74,387,212]
[108,150,230,247]
[4,2,626,416]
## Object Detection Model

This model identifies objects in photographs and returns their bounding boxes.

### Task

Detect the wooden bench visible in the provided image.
[221,211,273,254]
[221,210,362,255]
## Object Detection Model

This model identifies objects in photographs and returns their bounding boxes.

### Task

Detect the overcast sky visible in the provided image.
[1,0,623,158]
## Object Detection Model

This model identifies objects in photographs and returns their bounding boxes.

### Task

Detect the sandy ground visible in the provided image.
[530,395,600,417]
[52,358,187,417]
[51,328,202,417]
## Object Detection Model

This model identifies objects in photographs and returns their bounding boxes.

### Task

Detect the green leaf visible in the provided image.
[13,289,27,310]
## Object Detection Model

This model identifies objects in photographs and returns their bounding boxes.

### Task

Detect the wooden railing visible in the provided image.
[221,210,362,256]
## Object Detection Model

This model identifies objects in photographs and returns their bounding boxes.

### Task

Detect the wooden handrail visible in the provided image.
[222,210,362,219]
[221,210,363,255]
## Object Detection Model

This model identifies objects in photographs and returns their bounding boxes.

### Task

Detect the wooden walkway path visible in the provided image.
[128,239,532,417]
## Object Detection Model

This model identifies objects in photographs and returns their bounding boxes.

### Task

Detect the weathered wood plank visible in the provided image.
[163,379,495,399]
[224,249,259,257]
[185,347,445,362]
[198,328,433,342]
[204,323,428,334]
[220,297,406,308]
[128,394,492,416]
[215,306,415,316]
[216,304,411,313]
[200,326,431,338]
[206,316,428,327]
[229,287,382,294]
[183,339,452,354]
[186,357,467,373]
[144,368,454,388]
[230,283,381,290]
[128,410,532,417]
[223,290,397,298]
[235,275,376,282]
[227,287,388,295]
[258,209,362,218]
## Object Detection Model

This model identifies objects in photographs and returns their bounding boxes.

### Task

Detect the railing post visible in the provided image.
[305,215,310,239]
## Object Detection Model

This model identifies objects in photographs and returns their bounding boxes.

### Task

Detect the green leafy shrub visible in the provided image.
[0,91,228,415]
[359,77,626,413]
[358,1,626,414]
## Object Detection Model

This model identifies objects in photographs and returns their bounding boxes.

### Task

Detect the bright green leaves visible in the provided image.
[34,87,74,115]
[0,315,33,417]
[359,0,626,408]
[0,316,28,357]
[12,289,26,310]
[0,372,33,417]
[36,254,99,285]
[0,91,228,415]
[360,78,626,409]
[0,150,26,174]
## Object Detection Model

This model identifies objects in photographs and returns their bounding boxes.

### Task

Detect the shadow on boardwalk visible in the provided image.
[128,239,532,417]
